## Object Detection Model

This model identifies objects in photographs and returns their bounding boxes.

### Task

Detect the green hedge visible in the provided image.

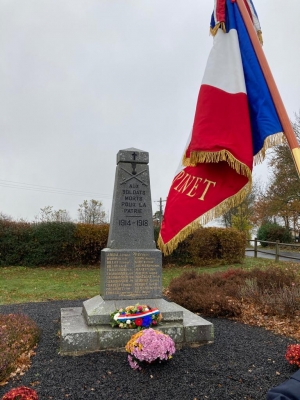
[0,221,245,266]
[0,221,109,266]
[257,222,293,247]
[0,220,32,265]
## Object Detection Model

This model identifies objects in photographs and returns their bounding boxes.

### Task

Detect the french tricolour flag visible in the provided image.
[158,0,283,255]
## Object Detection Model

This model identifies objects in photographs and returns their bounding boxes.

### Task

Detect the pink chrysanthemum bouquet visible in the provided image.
[125,328,175,370]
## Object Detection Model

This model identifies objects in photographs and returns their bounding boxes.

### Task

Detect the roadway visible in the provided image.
[245,248,300,263]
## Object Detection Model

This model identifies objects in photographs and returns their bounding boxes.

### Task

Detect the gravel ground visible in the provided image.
[0,300,297,400]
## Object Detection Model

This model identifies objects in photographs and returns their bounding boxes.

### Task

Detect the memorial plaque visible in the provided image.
[100,249,162,300]
[100,147,162,300]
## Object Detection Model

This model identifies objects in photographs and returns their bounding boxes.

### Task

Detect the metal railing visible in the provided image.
[247,238,300,262]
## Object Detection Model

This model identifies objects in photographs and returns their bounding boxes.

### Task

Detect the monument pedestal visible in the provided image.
[60,148,213,355]
[60,296,213,355]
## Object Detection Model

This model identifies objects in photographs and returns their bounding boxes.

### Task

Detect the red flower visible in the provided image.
[285,344,300,368]
[2,386,38,400]
[135,318,143,326]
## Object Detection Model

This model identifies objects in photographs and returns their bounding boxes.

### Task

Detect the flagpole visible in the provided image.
[235,0,300,177]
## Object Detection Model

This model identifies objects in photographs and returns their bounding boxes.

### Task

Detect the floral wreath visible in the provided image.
[110,304,162,330]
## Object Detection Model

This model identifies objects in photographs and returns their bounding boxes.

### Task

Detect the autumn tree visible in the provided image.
[221,180,258,239]
[78,199,107,224]
[252,112,300,236]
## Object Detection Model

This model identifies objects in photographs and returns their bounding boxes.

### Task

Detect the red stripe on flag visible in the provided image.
[186,85,253,168]
[216,0,226,22]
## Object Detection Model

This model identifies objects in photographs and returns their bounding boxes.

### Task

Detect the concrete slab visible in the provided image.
[60,302,214,356]
[83,296,184,326]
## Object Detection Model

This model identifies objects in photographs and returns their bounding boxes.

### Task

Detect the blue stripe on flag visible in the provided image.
[235,3,282,155]
[211,0,283,156]
[229,0,282,155]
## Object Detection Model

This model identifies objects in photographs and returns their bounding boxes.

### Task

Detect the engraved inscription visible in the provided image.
[133,252,161,296]
[105,253,134,296]
[103,251,161,298]
[117,180,149,227]
[107,148,156,250]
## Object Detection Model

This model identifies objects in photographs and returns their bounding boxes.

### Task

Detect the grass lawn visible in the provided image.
[0,257,285,305]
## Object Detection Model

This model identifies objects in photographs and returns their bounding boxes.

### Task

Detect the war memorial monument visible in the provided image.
[60,148,213,354]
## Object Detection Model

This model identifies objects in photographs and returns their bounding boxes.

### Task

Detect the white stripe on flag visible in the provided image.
[202,29,246,95]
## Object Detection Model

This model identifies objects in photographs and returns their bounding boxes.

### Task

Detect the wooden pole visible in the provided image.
[235,0,300,177]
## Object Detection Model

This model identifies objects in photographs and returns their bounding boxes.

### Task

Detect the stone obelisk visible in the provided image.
[100,147,162,300]
[60,148,213,355]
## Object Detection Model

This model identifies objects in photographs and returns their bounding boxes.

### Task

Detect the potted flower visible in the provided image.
[125,328,176,370]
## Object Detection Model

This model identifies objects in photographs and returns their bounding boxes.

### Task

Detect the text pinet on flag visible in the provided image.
[158,0,283,256]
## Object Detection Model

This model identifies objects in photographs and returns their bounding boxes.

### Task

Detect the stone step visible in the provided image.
[60,305,214,356]
[83,296,184,326]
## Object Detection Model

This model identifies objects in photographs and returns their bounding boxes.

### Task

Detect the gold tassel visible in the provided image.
[183,150,252,180]
[257,30,263,46]
[253,132,284,165]
[158,180,252,256]
[210,22,226,37]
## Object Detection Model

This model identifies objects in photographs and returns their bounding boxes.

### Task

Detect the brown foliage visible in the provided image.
[74,223,109,264]
[188,227,246,266]
[0,314,40,384]
[168,270,242,317]
[168,265,300,320]
[249,265,297,290]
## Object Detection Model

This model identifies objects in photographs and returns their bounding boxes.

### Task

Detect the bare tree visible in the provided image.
[0,212,12,221]
[78,199,106,224]
[36,206,72,222]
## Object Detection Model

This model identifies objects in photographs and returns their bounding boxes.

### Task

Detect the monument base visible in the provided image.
[60,296,214,355]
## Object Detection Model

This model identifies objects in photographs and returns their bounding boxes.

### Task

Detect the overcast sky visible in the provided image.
[1,0,300,222]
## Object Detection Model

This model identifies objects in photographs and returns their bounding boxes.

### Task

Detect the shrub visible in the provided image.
[0,221,32,266]
[249,265,297,290]
[168,265,300,318]
[188,227,246,266]
[239,277,300,317]
[74,223,109,264]
[2,386,38,400]
[0,314,40,383]
[23,222,76,266]
[285,344,300,368]
[154,226,193,266]
[0,221,109,266]
[257,222,293,247]
[168,270,242,317]
[125,329,175,370]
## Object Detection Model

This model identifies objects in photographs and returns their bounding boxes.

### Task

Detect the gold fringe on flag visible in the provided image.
[210,22,226,37]
[183,149,252,181]
[158,180,252,256]
[253,131,284,165]
[257,29,263,46]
